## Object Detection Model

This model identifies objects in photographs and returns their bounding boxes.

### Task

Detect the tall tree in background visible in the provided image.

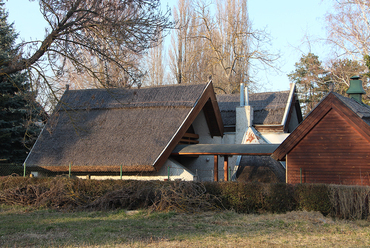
[0,2,45,166]
[288,53,330,116]
[326,0,370,61]
[328,58,368,95]
[143,34,166,86]
[198,0,252,93]
[0,0,172,101]
[325,0,370,104]
[61,46,142,89]
[169,0,278,93]
[289,53,369,116]
[169,0,211,85]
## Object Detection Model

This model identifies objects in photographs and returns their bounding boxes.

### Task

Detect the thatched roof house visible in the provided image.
[25,81,303,182]
[272,77,370,185]
[25,82,223,176]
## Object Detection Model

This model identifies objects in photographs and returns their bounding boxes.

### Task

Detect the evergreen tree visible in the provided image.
[0,1,45,167]
[288,53,330,116]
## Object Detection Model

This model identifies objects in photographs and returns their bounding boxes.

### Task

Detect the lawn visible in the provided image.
[1,205,370,247]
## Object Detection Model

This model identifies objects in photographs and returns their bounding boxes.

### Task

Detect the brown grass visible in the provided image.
[1,206,370,247]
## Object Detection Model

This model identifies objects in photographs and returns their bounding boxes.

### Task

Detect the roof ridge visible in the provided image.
[67,83,208,92]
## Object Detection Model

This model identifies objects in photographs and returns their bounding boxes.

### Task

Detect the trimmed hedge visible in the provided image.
[1,176,369,219]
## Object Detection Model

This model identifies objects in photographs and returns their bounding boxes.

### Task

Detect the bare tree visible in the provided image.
[1,0,172,100]
[169,0,279,94]
[60,45,142,89]
[328,58,367,91]
[169,0,210,85]
[326,0,370,60]
[142,34,166,86]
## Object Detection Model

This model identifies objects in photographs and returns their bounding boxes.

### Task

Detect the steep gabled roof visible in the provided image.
[25,82,223,173]
[216,90,293,126]
[271,92,370,161]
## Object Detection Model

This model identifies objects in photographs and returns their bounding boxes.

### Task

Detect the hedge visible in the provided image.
[0,176,369,219]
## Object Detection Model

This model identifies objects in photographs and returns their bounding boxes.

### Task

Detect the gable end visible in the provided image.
[272,93,370,161]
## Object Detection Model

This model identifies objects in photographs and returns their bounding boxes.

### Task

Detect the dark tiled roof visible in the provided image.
[333,92,370,119]
[216,91,290,125]
[25,84,208,172]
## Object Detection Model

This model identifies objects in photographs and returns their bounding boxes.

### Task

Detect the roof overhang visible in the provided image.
[171,144,279,156]
[153,81,224,170]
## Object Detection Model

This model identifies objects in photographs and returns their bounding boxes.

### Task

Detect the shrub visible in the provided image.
[294,184,331,215]
[328,185,370,220]
[264,183,295,213]
[2,176,370,220]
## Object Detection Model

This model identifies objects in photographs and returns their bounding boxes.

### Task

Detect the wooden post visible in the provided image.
[224,155,228,181]
[214,155,218,182]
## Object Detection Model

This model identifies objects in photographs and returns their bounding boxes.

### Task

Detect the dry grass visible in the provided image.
[1,206,370,247]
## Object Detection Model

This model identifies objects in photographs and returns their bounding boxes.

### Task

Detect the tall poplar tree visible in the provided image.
[0,1,45,167]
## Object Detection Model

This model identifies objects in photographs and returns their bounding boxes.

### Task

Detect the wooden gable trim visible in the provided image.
[153,82,224,171]
[272,93,370,161]
[271,93,334,161]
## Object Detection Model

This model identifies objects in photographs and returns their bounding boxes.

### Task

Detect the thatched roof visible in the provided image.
[25,83,223,173]
[236,156,285,182]
[216,91,290,126]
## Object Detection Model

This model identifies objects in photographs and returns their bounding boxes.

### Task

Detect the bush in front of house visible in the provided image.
[294,183,332,216]
[328,185,370,220]
[264,183,296,213]
[1,176,370,219]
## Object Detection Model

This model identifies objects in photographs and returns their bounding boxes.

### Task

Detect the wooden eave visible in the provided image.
[271,93,370,161]
[153,82,224,171]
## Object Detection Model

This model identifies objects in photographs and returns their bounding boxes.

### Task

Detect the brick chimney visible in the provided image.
[346,76,365,103]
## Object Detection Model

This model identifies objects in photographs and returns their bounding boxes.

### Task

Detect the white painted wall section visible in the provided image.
[76,159,195,181]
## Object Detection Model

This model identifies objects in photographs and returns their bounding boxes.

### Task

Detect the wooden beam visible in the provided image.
[224,155,228,181]
[179,139,199,144]
[182,133,199,139]
[214,155,218,182]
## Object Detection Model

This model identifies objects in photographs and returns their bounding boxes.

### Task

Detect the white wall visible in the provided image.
[181,110,238,182]
[76,159,195,181]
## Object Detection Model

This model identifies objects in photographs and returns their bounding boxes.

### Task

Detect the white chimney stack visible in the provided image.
[240,83,245,107]
[244,85,249,106]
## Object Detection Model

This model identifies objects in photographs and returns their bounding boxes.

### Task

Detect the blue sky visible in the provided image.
[5,0,332,92]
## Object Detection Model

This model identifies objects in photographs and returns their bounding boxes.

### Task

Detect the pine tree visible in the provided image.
[288,53,330,116]
[0,1,45,168]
